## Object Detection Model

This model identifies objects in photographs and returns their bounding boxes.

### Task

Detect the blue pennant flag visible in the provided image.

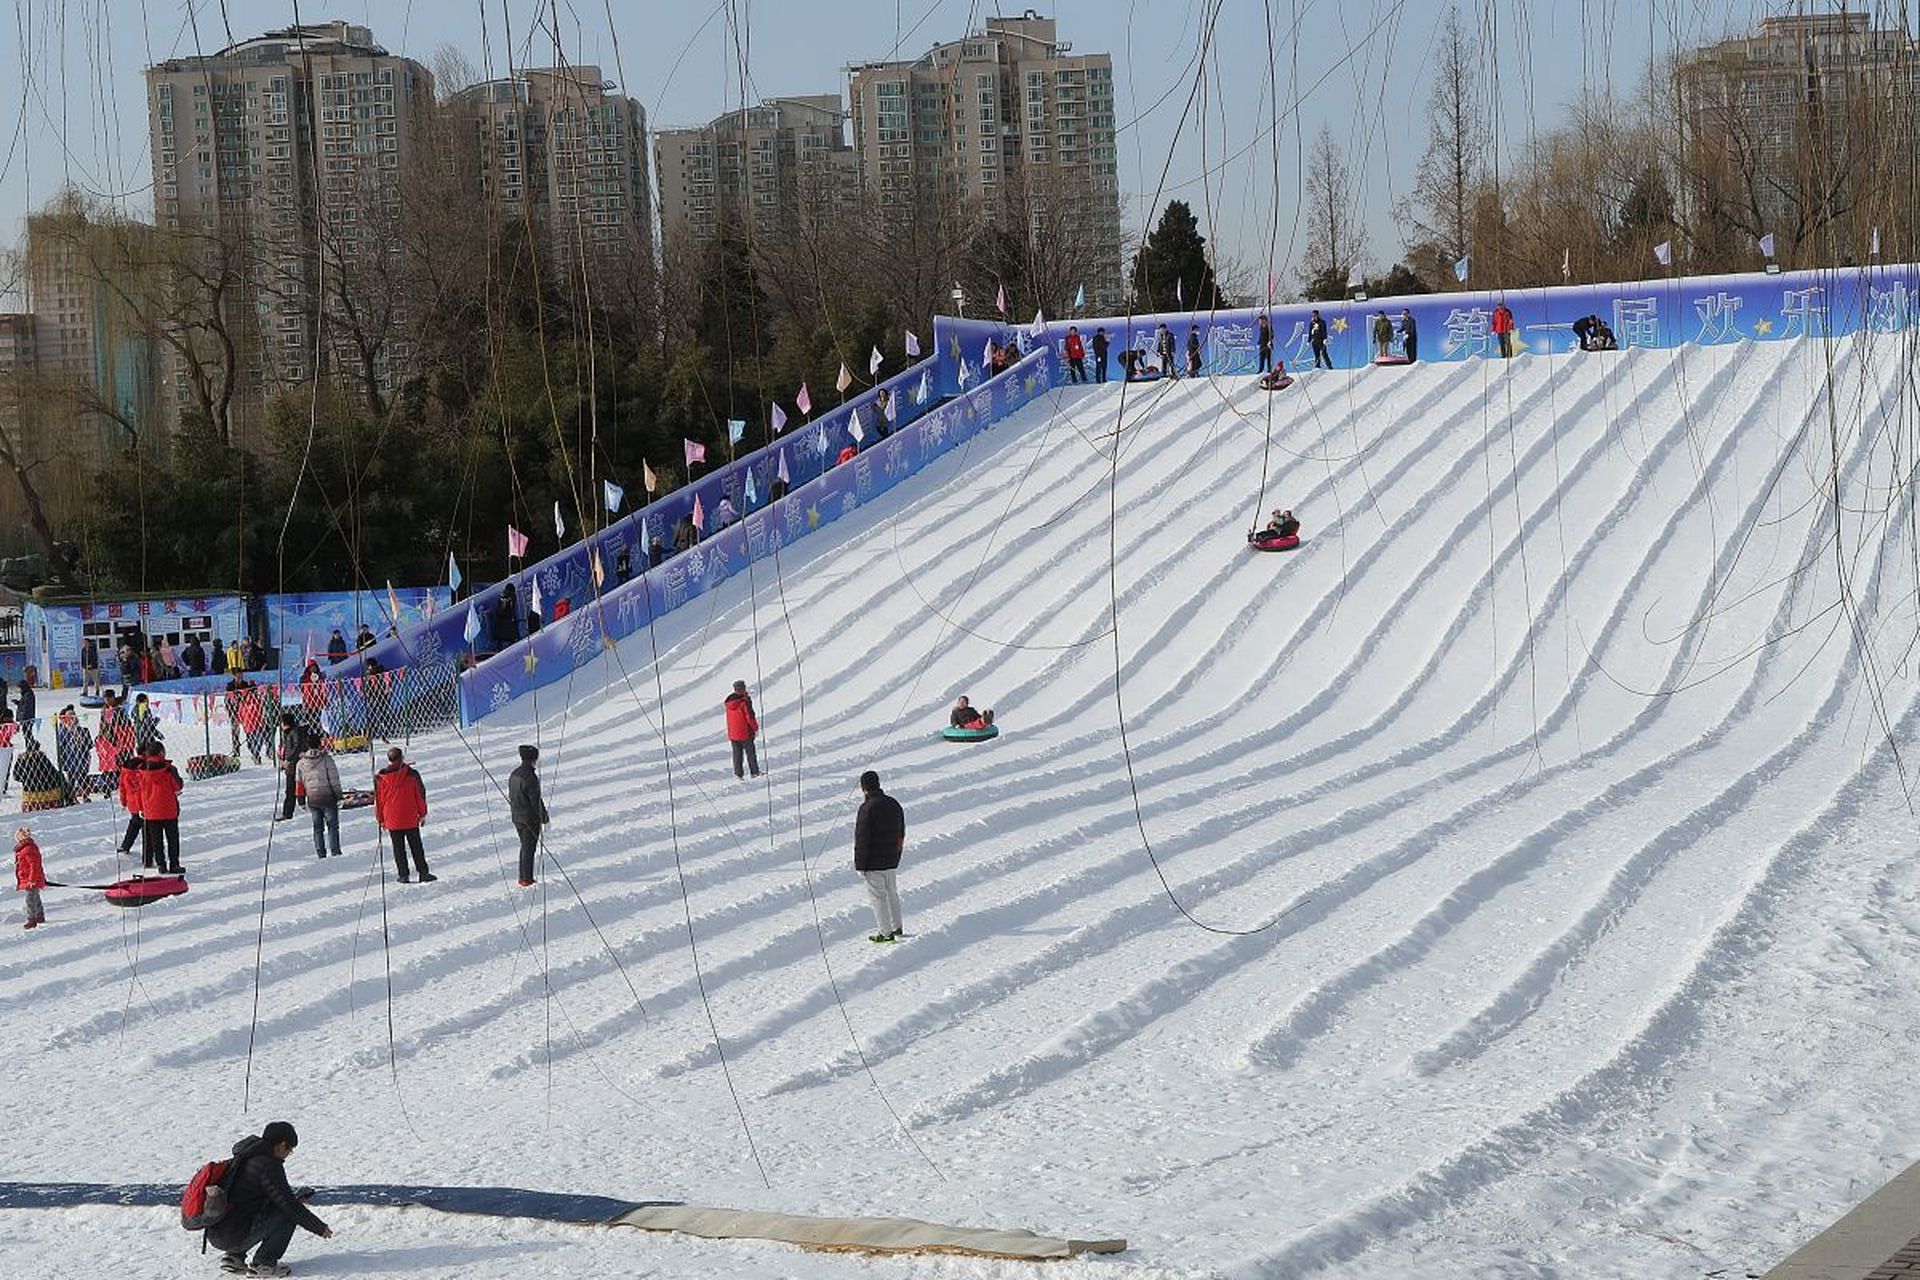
[745,469,757,504]
[602,478,624,514]
[1453,255,1470,282]
[462,603,481,645]
[447,552,461,593]
[727,418,746,446]
[1074,282,1086,310]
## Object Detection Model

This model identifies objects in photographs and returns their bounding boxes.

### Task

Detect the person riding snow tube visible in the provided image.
[1258,360,1293,391]
[1249,508,1302,551]
[942,708,998,741]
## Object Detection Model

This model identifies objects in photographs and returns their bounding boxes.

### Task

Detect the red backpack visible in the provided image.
[181,1156,236,1230]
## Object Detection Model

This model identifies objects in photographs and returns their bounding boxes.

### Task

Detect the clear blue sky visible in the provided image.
[0,0,1764,305]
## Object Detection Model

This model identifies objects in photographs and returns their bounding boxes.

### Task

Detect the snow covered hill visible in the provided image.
[10,334,1920,1279]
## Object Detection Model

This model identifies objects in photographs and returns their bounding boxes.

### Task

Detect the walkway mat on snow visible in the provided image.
[611,1203,1126,1259]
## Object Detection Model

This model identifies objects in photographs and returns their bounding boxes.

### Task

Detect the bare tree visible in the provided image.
[1403,4,1488,280]
[1300,124,1364,294]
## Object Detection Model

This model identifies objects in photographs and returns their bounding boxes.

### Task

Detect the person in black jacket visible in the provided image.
[1155,323,1177,380]
[205,1120,332,1275]
[1308,309,1332,369]
[507,744,549,887]
[1091,327,1110,382]
[277,713,315,821]
[853,769,906,943]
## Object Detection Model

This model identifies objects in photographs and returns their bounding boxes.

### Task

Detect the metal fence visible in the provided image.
[6,666,458,808]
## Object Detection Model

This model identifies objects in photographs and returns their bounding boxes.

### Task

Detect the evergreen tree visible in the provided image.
[1131,200,1223,311]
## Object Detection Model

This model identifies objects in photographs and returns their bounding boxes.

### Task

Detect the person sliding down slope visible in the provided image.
[1249,509,1302,545]
[949,696,990,729]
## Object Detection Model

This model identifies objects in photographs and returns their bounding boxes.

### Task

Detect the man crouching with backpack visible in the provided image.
[204,1121,332,1275]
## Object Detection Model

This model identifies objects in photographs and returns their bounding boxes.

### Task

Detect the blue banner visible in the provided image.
[1000,263,1918,378]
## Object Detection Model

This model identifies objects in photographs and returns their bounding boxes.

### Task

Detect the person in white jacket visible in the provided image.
[294,745,346,859]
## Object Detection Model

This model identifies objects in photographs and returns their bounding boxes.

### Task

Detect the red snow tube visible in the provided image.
[1251,533,1301,552]
[1373,353,1411,366]
[1260,376,1294,391]
[103,875,189,907]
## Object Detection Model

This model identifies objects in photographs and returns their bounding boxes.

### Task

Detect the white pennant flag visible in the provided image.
[882,391,898,422]
[642,460,657,493]
[530,574,543,619]
[916,369,931,404]
[1758,232,1776,258]
[553,501,565,540]
[904,329,921,357]
[1345,262,1363,289]
[1872,226,1882,257]
[463,603,481,645]
[1654,240,1672,267]
[1561,247,1570,281]
[835,362,853,393]
[745,469,757,504]
[869,345,883,376]
[849,409,865,442]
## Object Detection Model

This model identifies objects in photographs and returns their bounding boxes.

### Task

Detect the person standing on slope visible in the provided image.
[508,744,549,887]
[204,1120,332,1276]
[1399,308,1419,363]
[374,747,435,883]
[1091,327,1111,383]
[294,743,346,859]
[15,825,46,929]
[139,742,185,876]
[1155,323,1178,380]
[853,769,906,943]
[1308,309,1332,369]
[1491,301,1516,358]
[1256,313,1273,373]
[1063,327,1087,383]
[725,680,761,780]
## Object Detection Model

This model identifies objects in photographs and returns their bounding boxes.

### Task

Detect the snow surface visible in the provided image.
[9,336,1920,1279]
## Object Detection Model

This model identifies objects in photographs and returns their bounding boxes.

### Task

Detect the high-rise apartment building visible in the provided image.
[847,13,1122,309]
[450,66,653,278]
[145,21,433,438]
[1676,12,1919,251]
[654,95,858,245]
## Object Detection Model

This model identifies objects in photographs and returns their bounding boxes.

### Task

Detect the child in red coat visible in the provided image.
[15,826,46,928]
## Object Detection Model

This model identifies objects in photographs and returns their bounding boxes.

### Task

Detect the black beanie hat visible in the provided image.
[261,1120,298,1149]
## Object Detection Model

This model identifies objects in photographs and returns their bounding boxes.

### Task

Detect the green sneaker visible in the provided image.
[868,932,897,944]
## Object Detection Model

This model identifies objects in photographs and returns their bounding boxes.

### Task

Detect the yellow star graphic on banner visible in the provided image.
[1753,318,1774,335]
[807,505,822,529]
[1331,316,1350,333]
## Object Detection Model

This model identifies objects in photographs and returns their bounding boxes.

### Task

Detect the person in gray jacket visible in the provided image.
[508,744,549,886]
[294,745,345,859]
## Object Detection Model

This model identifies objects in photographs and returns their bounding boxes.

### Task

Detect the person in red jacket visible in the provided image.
[1491,302,1516,358]
[724,680,761,780]
[115,749,146,858]
[138,742,185,875]
[1062,327,1087,383]
[15,825,46,928]
[374,747,435,883]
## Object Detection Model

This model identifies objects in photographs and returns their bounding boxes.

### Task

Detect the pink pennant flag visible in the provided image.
[386,580,402,619]
[995,280,1007,315]
[642,459,658,493]
[796,383,812,416]
[507,526,529,559]
[691,495,705,530]
[684,437,707,467]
